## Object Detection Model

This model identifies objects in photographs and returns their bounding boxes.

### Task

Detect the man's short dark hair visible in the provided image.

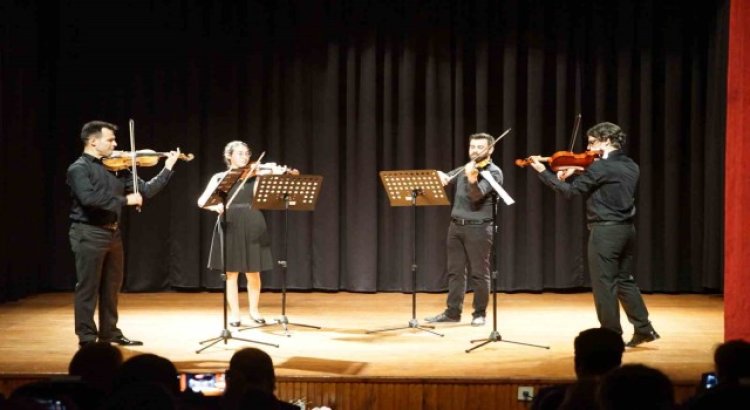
[68,341,123,393]
[715,339,750,384]
[574,328,625,377]
[598,364,674,410]
[227,347,276,394]
[81,121,118,144]
[586,122,626,149]
[113,353,179,395]
[469,132,494,146]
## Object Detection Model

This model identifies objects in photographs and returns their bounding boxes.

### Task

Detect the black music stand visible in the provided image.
[366,170,450,337]
[466,170,549,353]
[196,167,279,353]
[238,173,323,337]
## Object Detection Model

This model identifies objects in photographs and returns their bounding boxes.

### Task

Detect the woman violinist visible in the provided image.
[197,141,296,327]
[520,122,659,347]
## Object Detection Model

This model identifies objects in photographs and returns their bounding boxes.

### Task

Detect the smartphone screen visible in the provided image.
[701,372,718,389]
[179,373,226,396]
[33,398,67,410]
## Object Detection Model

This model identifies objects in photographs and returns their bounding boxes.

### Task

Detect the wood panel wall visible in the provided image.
[1,375,699,409]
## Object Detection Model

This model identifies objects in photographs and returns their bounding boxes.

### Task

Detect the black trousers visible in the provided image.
[445,222,493,318]
[69,223,125,343]
[588,224,654,335]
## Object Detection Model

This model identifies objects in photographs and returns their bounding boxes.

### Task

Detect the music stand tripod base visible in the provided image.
[238,314,322,337]
[466,329,550,353]
[366,170,450,337]
[366,318,444,337]
[238,173,324,337]
[197,329,279,353]
[464,190,549,353]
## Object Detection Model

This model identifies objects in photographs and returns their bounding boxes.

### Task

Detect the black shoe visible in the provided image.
[626,330,660,347]
[470,316,486,327]
[104,336,144,346]
[250,315,266,324]
[229,321,241,327]
[424,313,460,323]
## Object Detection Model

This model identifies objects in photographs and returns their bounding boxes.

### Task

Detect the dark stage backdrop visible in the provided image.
[1,0,727,302]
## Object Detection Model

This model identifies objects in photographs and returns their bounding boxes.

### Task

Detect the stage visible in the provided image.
[0,292,723,408]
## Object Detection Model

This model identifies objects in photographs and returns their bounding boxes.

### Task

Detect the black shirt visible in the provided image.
[449,162,504,220]
[67,153,173,225]
[537,150,638,223]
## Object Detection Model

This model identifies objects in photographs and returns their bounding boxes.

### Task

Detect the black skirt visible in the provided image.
[207,179,274,273]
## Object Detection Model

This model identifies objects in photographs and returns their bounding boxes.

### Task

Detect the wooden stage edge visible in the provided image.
[0,292,724,408]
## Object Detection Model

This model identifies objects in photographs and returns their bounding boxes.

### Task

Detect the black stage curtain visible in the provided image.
[0,0,727,302]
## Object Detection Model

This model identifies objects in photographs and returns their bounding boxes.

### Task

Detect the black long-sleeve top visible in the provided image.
[67,153,173,225]
[537,150,638,223]
[449,162,504,220]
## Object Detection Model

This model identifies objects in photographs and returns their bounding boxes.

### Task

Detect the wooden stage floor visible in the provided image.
[0,291,722,383]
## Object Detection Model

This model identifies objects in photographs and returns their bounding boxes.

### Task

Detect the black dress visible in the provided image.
[207,176,274,273]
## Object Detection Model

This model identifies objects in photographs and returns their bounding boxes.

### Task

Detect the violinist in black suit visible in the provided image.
[525,122,659,347]
[67,121,180,347]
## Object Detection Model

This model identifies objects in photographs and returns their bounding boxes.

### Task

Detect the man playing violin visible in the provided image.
[525,122,659,347]
[425,133,503,327]
[67,120,180,347]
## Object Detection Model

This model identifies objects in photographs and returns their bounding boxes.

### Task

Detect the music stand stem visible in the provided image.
[197,191,279,353]
[465,193,548,353]
[239,193,321,337]
[367,189,443,337]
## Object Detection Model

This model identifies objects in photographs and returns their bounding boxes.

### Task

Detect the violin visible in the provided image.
[224,153,300,208]
[465,156,493,179]
[103,149,194,171]
[515,114,600,172]
[251,162,299,176]
[515,150,601,172]
[234,162,299,180]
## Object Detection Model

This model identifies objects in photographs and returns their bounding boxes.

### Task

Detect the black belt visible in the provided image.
[587,220,632,229]
[452,218,493,226]
[75,221,119,231]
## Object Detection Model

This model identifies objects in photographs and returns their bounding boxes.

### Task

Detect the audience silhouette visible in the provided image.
[598,364,674,410]
[14,333,749,409]
[112,353,180,395]
[222,347,298,410]
[532,328,624,410]
[5,344,123,410]
[683,339,750,409]
[68,341,123,394]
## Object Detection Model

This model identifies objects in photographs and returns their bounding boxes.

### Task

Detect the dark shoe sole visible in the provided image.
[626,331,660,347]
[424,315,461,323]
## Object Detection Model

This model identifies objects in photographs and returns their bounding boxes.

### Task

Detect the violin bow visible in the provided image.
[568,114,582,152]
[128,119,141,213]
[446,128,512,181]
[490,128,512,149]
